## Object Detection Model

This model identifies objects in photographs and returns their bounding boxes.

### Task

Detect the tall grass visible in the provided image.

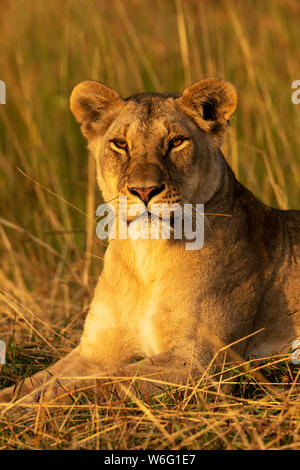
[0,0,299,450]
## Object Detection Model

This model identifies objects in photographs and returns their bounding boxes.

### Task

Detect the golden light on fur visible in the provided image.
[0,78,299,413]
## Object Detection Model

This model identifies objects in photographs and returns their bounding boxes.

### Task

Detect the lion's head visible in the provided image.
[70,78,237,223]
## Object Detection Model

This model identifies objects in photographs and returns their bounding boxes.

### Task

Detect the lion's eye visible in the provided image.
[169,137,185,148]
[111,140,128,150]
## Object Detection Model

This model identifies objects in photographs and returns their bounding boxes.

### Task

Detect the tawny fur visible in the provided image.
[0,78,299,406]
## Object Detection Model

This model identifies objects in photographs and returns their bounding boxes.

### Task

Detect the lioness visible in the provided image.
[0,78,299,404]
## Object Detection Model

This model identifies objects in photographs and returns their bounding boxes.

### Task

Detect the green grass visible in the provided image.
[0,0,299,450]
[1,334,299,450]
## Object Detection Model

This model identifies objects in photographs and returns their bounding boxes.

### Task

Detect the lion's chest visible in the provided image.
[137,285,197,357]
[138,292,161,356]
[129,240,201,355]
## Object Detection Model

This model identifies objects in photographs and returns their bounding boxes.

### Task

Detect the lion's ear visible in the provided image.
[70,81,123,140]
[177,78,237,135]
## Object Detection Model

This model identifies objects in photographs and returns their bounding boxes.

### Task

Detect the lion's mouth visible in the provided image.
[126,211,150,225]
[126,210,174,224]
[125,212,178,242]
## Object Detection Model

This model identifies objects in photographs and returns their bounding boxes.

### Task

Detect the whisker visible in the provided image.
[102,196,119,205]
[180,196,232,217]
[179,197,212,234]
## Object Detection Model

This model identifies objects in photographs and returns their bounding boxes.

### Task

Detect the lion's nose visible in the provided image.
[128,184,165,205]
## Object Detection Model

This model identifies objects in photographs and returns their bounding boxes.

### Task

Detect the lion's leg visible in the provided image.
[107,350,199,398]
[0,344,239,406]
[0,347,199,405]
[82,346,221,402]
[0,346,104,405]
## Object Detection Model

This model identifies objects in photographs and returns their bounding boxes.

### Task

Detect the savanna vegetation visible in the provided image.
[0,0,299,450]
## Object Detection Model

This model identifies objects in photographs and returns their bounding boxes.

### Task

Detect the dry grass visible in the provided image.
[0,0,299,450]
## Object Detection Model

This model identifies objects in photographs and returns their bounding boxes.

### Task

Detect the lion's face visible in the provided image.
[70,79,237,222]
[89,96,219,216]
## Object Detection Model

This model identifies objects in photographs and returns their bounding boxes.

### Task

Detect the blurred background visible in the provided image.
[0,0,299,344]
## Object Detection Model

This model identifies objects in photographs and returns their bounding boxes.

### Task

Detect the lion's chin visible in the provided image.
[126,211,149,225]
[127,211,171,225]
